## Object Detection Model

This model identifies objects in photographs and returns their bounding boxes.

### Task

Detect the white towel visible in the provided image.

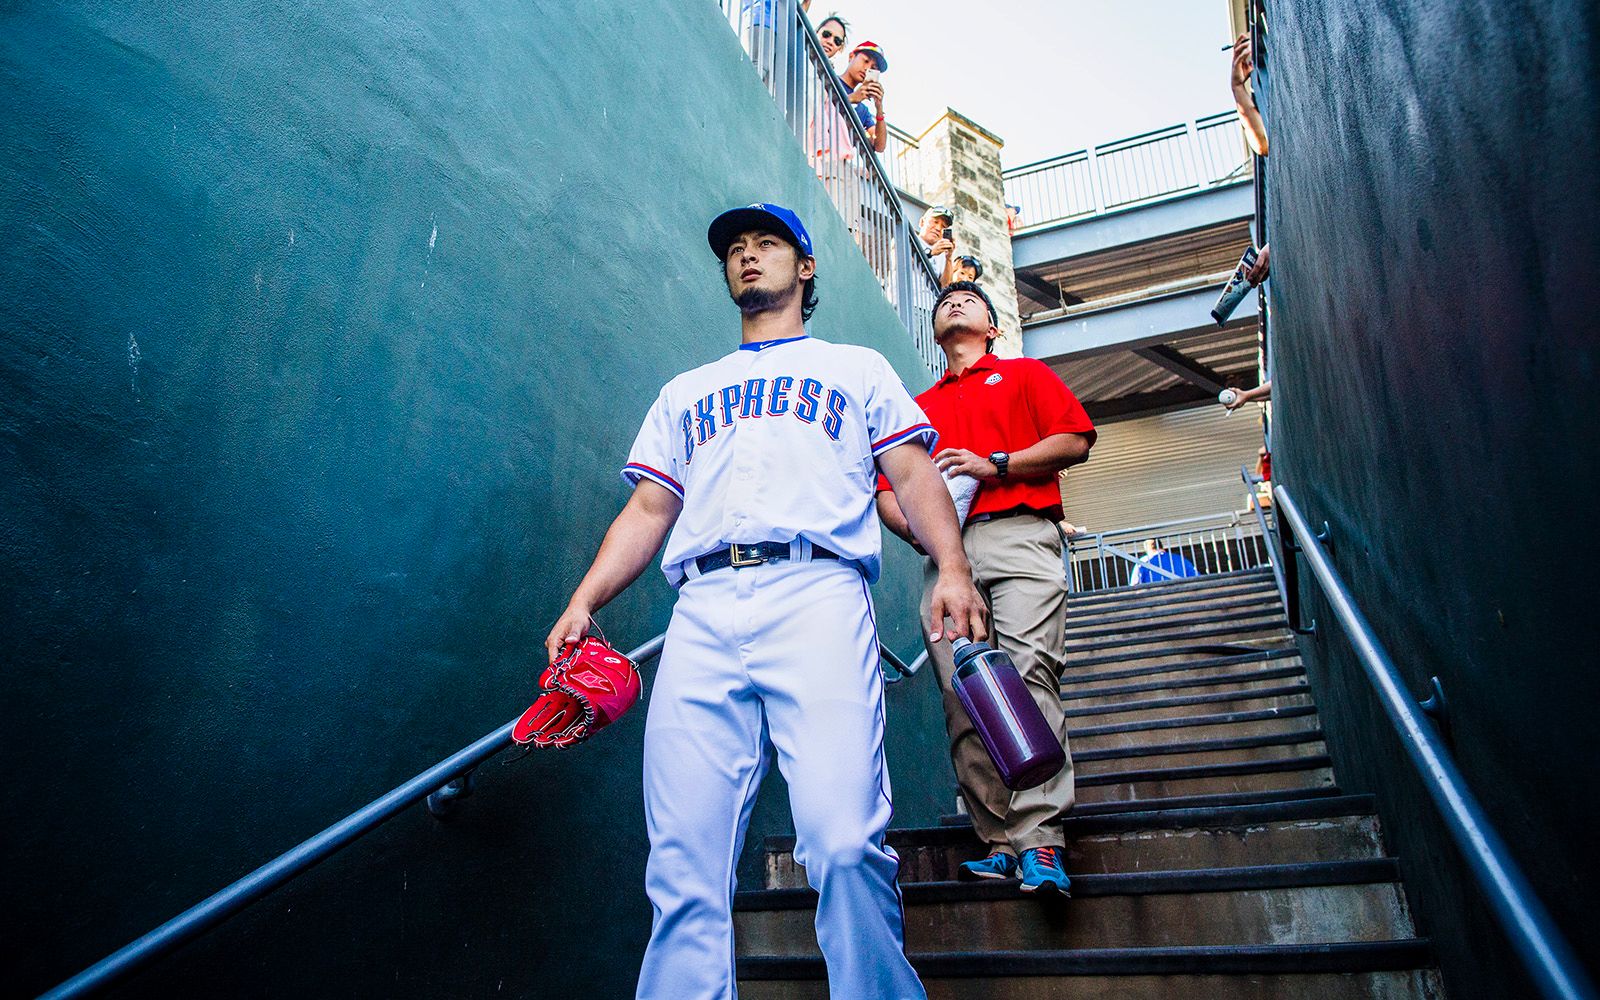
[944,472,981,527]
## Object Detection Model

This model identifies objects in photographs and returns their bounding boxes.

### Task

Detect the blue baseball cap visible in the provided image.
[708,203,814,260]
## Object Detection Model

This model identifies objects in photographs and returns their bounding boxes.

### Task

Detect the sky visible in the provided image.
[816,0,1240,168]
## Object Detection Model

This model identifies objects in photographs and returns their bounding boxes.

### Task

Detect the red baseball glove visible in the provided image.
[513,628,641,749]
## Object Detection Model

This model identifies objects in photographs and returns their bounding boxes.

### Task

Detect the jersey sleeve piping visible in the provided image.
[621,462,685,500]
[870,422,939,457]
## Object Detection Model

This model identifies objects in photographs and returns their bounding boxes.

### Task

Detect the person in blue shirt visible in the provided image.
[837,41,889,152]
[1130,538,1200,585]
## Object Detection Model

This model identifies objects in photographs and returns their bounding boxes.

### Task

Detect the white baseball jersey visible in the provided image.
[621,334,937,584]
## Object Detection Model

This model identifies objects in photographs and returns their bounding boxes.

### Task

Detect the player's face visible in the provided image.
[933,290,993,343]
[724,229,813,314]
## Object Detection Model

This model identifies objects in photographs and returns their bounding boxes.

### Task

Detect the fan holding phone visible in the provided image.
[919,205,961,286]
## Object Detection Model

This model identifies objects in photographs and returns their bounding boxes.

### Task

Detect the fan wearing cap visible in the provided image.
[918,205,960,286]
[839,40,889,152]
[547,203,985,999]
[877,281,1098,895]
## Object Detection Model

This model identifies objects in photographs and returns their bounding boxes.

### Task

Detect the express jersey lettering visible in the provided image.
[679,374,851,455]
[622,335,937,586]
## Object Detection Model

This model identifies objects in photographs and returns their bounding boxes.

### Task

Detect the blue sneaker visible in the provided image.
[957,850,1017,881]
[1018,846,1071,895]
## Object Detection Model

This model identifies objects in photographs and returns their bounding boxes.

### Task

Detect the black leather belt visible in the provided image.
[968,507,1048,524]
[694,540,840,575]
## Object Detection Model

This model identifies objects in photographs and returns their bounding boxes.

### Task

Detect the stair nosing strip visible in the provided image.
[762,792,1377,852]
[1068,642,1297,670]
[1068,620,1290,654]
[1069,703,1318,738]
[1070,727,1325,763]
[1065,594,1287,630]
[1062,664,1306,702]
[1063,682,1311,718]
[1076,753,1334,788]
[1064,785,1343,817]
[735,858,1402,910]
[1062,647,1300,686]
[1067,607,1292,640]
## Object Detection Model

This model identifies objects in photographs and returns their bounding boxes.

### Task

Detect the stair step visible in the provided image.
[1063,684,1312,728]
[1068,707,1318,752]
[941,787,1347,826]
[1074,728,1326,771]
[736,860,1416,956]
[1077,761,1334,807]
[1067,620,1290,654]
[1066,586,1285,624]
[1068,641,1295,671]
[1062,663,1306,704]
[1070,704,1319,750]
[1079,753,1335,790]
[763,795,1383,887]
[737,942,1441,1000]
[1066,592,1287,631]
[1066,606,1290,641]
[1062,646,1300,687]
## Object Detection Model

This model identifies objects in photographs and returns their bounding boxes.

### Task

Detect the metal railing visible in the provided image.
[1274,487,1596,1000]
[43,630,924,997]
[1241,466,1287,611]
[1063,509,1269,594]
[716,0,942,371]
[1002,110,1253,233]
[38,635,669,1000]
[883,123,936,204]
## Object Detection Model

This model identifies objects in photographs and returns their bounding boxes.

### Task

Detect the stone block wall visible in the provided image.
[904,109,1023,356]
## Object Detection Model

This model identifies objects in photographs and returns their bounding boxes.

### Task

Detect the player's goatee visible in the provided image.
[733,284,791,315]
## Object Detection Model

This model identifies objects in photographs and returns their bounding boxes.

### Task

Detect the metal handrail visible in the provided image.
[1274,486,1596,1000]
[43,630,921,997]
[1241,466,1287,611]
[41,635,670,999]
[881,646,929,684]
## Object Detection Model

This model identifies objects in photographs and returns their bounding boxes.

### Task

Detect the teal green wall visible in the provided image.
[1266,0,1599,994]
[0,2,950,995]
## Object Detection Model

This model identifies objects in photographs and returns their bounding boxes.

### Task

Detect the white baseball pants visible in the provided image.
[635,558,925,1000]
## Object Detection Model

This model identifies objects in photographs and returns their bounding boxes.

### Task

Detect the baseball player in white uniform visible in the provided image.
[546,203,988,999]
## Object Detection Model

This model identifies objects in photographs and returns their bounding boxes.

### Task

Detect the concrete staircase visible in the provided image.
[735,567,1446,998]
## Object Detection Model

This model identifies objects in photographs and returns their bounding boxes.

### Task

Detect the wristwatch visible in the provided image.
[989,451,1010,478]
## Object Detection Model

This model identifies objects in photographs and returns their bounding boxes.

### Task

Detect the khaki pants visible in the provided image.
[921,515,1074,852]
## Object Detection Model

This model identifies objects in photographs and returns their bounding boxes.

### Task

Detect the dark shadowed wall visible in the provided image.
[0,2,952,995]
[1265,0,1599,996]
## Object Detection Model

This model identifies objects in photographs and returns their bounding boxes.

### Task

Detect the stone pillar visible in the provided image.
[906,108,1022,357]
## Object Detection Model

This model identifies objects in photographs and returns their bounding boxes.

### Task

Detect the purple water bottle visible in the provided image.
[950,637,1066,790]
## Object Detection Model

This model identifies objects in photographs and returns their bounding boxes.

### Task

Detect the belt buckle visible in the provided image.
[729,543,767,568]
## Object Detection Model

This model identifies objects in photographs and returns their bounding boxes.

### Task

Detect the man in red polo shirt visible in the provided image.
[877,281,1096,894]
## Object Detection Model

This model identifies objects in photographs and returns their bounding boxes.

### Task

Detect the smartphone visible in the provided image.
[865,68,880,84]
[941,226,952,241]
